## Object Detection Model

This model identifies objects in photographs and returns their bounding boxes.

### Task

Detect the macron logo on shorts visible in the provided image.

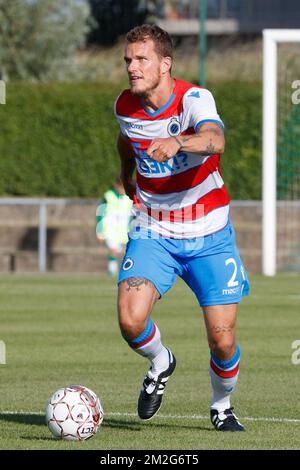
[222,286,240,295]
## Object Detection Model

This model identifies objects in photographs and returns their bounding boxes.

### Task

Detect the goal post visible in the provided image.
[262,29,300,276]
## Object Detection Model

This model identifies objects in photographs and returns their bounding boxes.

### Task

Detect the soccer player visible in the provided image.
[114,24,249,432]
[96,177,132,276]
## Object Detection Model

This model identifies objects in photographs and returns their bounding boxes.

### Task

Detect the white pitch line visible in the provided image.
[106,412,300,424]
[1,410,300,425]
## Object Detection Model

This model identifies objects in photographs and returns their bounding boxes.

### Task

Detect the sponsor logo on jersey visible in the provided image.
[132,142,149,159]
[126,122,143,130]
[167,118,181,136]
[137,153,189,175]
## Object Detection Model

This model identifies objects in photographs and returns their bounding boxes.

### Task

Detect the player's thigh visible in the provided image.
[118,236,180,337]
[118,278,159,329]
[119,237,179,298]
[105,238,121,252]
[182,226,249,308]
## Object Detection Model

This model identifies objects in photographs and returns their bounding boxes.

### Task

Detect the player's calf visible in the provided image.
[120,316,175,420]
[209,344,245,431]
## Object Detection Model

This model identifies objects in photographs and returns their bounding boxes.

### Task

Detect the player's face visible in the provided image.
[124,40,163,97]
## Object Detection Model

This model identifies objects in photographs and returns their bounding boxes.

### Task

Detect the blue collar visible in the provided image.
[141,93,176,117]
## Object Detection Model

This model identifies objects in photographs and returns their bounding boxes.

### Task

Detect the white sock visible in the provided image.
[209,345,240,413]
[124,319,170,375]
[209,368,239,412]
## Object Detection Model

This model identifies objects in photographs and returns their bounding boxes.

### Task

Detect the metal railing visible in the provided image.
[0,198,96,273]
[1,198,299,274]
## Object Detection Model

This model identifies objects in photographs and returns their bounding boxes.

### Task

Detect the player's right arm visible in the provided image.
[117,132,136,200]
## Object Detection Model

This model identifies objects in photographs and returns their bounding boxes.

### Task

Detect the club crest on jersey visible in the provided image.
[167,118,181,137]
[123,257,134,271]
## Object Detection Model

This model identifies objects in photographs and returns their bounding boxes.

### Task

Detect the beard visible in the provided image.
[130,74,161,98]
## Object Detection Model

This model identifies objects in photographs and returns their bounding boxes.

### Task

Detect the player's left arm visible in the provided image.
[147,122,225,162]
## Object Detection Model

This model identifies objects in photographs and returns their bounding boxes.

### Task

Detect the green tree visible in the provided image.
[0,0,91,81]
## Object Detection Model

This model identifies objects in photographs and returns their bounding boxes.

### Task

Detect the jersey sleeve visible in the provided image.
[183,87,224,132]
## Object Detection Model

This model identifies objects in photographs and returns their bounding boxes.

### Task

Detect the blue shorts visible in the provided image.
[118,222,250,307]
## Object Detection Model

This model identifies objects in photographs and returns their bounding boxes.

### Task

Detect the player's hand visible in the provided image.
[122,178,136,200]
[147,137,182,162]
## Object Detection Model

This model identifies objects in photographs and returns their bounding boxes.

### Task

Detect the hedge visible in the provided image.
[0,81,262,199]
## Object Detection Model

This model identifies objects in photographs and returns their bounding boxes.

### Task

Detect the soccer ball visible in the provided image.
[45,385,104,441]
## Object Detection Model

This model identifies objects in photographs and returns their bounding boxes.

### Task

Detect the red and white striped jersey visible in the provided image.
[114,79,230,239]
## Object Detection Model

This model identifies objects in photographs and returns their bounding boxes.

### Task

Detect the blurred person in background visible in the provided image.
[96,177,132,276]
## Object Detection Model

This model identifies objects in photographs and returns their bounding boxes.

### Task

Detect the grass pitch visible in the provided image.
[0,273,300,450]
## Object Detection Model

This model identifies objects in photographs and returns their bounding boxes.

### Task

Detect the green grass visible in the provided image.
[0,273,300,450]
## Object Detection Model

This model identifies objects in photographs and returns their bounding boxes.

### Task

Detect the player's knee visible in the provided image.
[210,338,236,360]
[119,316,147,341]
[118,300,148,340]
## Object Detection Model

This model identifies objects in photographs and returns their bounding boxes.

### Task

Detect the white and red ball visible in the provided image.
[46,385,104,441]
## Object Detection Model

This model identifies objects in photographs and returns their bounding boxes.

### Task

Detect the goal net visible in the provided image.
[263,30,300,275]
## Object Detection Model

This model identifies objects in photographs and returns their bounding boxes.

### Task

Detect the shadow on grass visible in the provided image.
[0,413,45,426]
[103,418,142,431]
[0,414,213,433]
[103,417,213,433]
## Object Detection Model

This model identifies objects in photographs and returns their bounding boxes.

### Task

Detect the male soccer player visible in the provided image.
[96,177,132,276]
[114,24,249,432]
